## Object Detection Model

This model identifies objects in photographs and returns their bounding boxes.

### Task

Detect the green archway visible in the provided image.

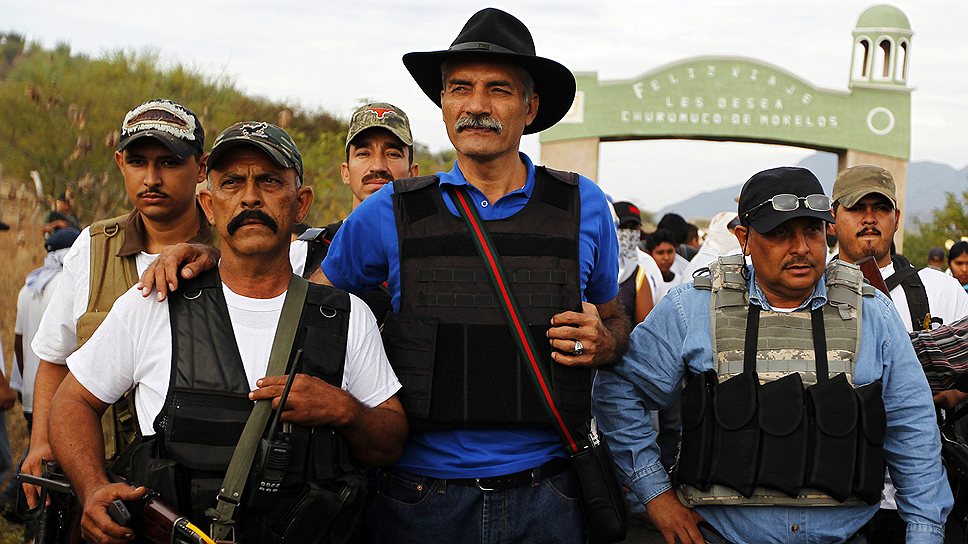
[541,5,913,246]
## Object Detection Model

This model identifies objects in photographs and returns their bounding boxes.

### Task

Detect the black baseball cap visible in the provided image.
[612,201,642,228]
[118,99,204,159]
[738,167,834,234]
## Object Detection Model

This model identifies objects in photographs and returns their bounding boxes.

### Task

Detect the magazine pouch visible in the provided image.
[805,373,857,502]
[756,372,807,497]
[853,380,886,505]
[709,371,759,497]
[675,370,717,490]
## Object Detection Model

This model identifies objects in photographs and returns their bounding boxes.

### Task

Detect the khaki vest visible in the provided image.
[680,254,873,507]
[76,215,139,348]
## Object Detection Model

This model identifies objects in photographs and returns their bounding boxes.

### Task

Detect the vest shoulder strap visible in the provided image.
[392,175,439,194]
[80,214,139,344]
[298,221,343,279]
[536,165,579,186]
[886,255,931,330]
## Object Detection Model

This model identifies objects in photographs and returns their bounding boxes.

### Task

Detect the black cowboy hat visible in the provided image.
[402,8,576,134]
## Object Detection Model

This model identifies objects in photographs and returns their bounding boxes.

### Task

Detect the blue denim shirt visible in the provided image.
[593,267,952,543]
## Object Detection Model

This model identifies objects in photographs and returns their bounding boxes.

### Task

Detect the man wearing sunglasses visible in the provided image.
[831,165,968,542]
[595,166,950,543]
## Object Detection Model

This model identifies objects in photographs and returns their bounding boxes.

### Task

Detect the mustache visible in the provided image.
[455,114,503,133]
[857,227,881,237]
[362,171,394,184]
[137,189,168,199]
[227,209,278,235]
[782,256,816,269]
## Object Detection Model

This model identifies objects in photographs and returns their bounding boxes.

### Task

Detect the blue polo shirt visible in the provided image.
[323,153,618,478]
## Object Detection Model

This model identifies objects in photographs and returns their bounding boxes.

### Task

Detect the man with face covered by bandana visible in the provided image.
[612,201,657,325]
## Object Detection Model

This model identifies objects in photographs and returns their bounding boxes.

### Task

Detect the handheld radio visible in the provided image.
[247,349,303,509]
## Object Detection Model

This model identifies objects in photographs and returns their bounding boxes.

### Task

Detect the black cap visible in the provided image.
[118,99,204,159]
[612,201,642,228]
[738,167,834,233]
[45,227,80,252]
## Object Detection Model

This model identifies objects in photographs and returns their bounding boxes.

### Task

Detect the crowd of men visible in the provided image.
[1,7,967,544]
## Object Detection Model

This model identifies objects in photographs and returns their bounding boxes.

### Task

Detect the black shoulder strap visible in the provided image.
[537,165,579,186]
[394,175,440,225]
[298,221,343,279]
[886,255,931,330]
[392,175,439,194]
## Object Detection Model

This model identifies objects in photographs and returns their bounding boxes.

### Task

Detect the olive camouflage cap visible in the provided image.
[832,165,897,209]
[345,102,414,153]
[208,121,303,183]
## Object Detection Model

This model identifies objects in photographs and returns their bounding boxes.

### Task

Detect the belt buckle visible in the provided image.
[475,478,496,492]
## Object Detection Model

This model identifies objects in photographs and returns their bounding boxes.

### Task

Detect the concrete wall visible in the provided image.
[540,138,600,181]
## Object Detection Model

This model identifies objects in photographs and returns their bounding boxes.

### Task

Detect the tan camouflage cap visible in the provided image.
[832,165,897,209]
[345,102,414,152]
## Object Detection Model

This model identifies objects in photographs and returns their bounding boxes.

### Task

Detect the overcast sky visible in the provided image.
[3,0,965,212]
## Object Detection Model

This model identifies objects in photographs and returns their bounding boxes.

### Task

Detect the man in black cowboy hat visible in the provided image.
[319,7,627,542]
[135,9,627,541]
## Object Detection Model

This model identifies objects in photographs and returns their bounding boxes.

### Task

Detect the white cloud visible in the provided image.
[3,0,963,211]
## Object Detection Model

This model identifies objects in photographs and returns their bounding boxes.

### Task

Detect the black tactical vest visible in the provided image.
[299,220,392,325]
[381,166,591,432]
[132,269,358,540]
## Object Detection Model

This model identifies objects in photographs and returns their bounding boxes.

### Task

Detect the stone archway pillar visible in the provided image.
[838,150,908,252]
[540,138,600,181]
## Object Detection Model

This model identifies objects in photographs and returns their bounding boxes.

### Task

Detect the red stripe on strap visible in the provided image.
[452,190,578,452]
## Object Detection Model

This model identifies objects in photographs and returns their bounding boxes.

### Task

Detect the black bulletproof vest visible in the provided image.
[299,220,392,325]
[382,166,591,432]
[144,269,355,531]
[885,254,932,331]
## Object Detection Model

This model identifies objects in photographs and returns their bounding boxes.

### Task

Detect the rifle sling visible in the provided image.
[207,274,309,542]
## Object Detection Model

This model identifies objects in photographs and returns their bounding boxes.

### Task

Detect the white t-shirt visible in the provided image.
[15,274,62,412]
[32,227,158,365]
[290,239,308,277]
[635,250,664,305]
[880,263,968,333]
[67,282,400,436]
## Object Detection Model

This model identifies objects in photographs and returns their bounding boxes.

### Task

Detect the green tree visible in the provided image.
[903,189,968,268]
[0,36,460,229]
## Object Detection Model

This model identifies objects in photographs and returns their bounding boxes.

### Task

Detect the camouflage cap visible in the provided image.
[345,102,414,153]
[832,165,897,209]
[208,121,303,183]
[118,98,204,159]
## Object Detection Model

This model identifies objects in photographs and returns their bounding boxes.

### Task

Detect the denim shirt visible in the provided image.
[593,267,952,543]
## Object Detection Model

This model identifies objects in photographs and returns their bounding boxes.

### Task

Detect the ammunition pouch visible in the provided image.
[676,370,717,490]
[804,373,858,502]
[675,372,883,505]
[708,372,760,497]
[854,380,887,504]
[757,372,808,497]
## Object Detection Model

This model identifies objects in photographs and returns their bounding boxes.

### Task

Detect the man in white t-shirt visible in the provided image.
[24,99,217,507]
[832,164,968,542]
[15,228,80,430]
[49,121,407,543]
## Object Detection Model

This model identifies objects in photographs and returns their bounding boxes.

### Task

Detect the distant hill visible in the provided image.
[0,32,454,226]
[656,152,967,229]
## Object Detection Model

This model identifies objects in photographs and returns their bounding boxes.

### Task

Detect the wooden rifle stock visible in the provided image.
[855,256,891,299]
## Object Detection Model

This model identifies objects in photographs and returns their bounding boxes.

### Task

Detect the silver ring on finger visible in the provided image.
[573,340,584,356]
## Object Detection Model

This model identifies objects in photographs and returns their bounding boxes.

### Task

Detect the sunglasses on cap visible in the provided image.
[744,193,832,220]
